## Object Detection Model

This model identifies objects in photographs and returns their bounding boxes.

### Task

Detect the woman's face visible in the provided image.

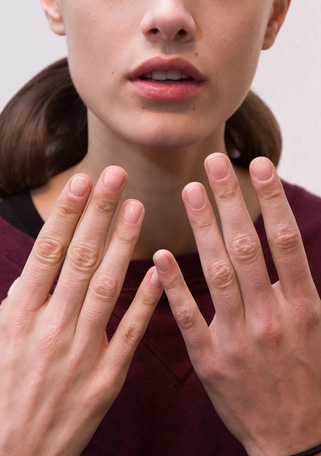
[43,0,288,149]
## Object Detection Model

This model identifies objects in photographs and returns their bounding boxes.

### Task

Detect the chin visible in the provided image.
[133,132,203,149]
[123,115,216,149]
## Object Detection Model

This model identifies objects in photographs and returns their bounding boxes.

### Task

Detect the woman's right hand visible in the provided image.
[0,167,162,456]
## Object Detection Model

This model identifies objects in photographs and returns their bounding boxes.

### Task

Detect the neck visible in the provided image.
[31,122,261,260]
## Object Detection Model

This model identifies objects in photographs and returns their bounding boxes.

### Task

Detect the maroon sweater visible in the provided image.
[1,181,321,456]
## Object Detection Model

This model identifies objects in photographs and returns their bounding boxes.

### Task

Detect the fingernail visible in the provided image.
[103,168,125,191]
[207,156,229,180]
[252,158,273,181]
[122,201,143,224]
[153,253,170,273]
[186,185,206,210]
[70,176,90,196]
[150,269,162,288]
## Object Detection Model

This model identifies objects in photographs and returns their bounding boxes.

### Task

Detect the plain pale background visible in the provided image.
[1,1,320,196]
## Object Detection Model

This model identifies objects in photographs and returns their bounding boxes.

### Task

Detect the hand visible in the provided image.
[0,167,162,456]
[153,154,321,456]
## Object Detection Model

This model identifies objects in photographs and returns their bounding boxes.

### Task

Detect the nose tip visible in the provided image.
[141,6,197,43]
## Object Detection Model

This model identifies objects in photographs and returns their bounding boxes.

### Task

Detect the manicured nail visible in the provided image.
[153,252,170,273]
[207,156,229,180]
[70,176,90,196]
[103,168,125,191]
[122,201,143,224]
[252,158,273,181]
[186,184,206,210]
[150,269,162,288]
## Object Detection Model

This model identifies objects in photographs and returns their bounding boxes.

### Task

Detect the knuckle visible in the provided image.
[271,224,301,251]
[116,229,138,248]
[58,200,82,218]
[292,298,321,331]
[138,291,158,309]
[92,272,119,301]
[88,375,119,409]
[207,260,235,290]
[252,319,283,349]
[197,352,224,384]
[121,321,142,345]
[259,186,283,203]
[193,213,214,231]
[197,359,215,382]
[34,237,66,266]
[162,272,181,292]
[68,243,99,272]
[229,234,259,263]
[174,306,195,330]
[0,297,8,308]
[216,181,238,202]
[93,194,117,216]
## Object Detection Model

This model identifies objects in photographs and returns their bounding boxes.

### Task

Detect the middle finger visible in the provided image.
[204,153,274,320]
[48,166,127,321]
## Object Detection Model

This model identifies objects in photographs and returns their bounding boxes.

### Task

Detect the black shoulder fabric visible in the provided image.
[0,193,44,240]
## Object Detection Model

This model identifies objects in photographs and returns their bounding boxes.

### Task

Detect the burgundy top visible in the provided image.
[0,181,321,456]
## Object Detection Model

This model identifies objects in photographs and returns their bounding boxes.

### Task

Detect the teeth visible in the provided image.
[142,70,191,81]
[166,70,184,81]
[152,71,168,81]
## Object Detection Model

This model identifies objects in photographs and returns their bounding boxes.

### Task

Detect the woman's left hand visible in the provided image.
[153,154,321,456]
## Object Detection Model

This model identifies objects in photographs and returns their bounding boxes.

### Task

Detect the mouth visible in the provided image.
[128,56,206,83]
[139,70,193,82]
[127,57,205,102]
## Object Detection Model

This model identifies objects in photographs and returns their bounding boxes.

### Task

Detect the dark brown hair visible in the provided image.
[0,58,281,197]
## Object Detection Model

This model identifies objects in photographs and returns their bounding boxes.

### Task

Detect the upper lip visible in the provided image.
[128,57,206,82]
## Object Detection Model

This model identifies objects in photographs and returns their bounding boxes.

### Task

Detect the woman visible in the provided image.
[1,0,321,455]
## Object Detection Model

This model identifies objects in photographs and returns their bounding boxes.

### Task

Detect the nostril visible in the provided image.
[151,28,158,35]
[178,29,187,37]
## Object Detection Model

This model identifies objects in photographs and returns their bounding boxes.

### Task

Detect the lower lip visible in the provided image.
[128,79,203,102]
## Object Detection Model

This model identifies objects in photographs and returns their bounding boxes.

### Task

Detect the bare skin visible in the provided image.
[31,137,261,259]
[4,1,321,456]
[33,0,282,258]
[154,154,321,456]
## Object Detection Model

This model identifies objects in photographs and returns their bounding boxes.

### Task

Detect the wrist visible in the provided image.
[246,443,321,456]
[289,444,321,456]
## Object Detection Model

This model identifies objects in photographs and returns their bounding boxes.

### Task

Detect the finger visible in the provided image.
[0,278,20,313]
[205,153,274,319]
[48,167,127,321]
[103,267,163,380]
[182,182,244,331]
[250,157,317,300]
[153,250,214,369]
[75,199,145,341]
[8,277,20,298]
[8,175,92,313]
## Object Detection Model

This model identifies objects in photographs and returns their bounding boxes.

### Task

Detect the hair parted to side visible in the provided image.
[0,58,282,197]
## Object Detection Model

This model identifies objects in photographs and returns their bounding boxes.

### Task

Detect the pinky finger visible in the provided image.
[153,250,214,367]
[104,267,163,377]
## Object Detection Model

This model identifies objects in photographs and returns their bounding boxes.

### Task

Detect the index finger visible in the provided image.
[8,174,92,313]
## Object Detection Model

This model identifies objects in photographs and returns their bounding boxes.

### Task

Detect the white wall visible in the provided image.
[252,1,321,197]
[1,1,321,196]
